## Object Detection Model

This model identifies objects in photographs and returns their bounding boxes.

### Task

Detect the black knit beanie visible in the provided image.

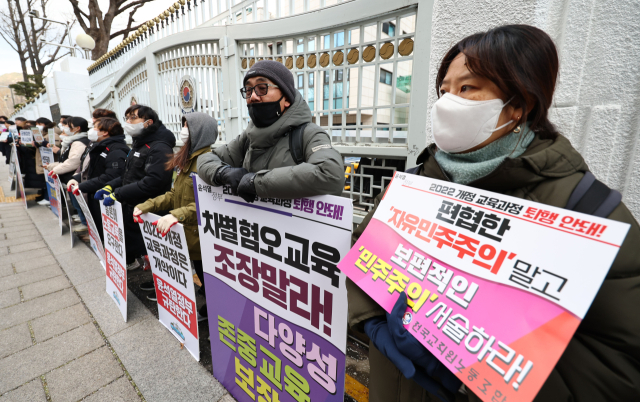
[243,60,297,103]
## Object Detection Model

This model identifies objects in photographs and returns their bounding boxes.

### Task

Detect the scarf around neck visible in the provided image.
[434,123,535,185]
[61,132,88,153]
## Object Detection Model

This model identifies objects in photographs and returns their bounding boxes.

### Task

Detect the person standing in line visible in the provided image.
[133,112,217,313]
[347,24,640,402]
[95,105,176,271]
[66,117,129,242]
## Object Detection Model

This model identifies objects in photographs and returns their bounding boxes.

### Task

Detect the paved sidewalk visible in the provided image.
[0,162,231,401]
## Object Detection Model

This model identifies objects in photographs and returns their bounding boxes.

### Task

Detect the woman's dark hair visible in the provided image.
[61,118,68,126]
[15,117,26,122]
[125,104,161,133]
[68,116,89,133]
[0,115,8,120]
[61,115,71,120]
[6,120,14,125]
[95,117,124,137]
[27,120,37,126]
[166,116,190,171]
[436,24,559,139]
[92,108,117,120]
[36,117,53,127]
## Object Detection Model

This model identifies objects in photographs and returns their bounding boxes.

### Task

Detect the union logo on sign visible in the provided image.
[179,75,196,114]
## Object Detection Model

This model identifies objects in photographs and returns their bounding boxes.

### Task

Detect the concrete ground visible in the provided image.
[0,160,231,401]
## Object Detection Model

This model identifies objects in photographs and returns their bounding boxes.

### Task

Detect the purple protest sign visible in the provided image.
[206,275,345,402]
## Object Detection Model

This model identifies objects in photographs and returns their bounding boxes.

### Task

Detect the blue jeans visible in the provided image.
[68,191,87,225]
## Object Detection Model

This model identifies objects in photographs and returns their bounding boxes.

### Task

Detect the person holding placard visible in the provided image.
[95,105,175,271]
[67,117,128,242]
[133,112,217,314]
[197,60,344,202]
[347,25,640,402]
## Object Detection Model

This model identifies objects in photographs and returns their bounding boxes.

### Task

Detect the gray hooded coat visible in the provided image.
[136,112,217,260]
[197,93,344,198]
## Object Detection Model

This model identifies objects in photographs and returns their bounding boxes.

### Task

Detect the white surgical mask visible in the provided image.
[122,121,148,137]
[431,93,513,153]
[88,128,99,141]
[180,126,189,143]
[58,123,63,129]
[62,126,70,135]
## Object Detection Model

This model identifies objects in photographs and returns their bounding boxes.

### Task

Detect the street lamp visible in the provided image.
[27,9,75,57]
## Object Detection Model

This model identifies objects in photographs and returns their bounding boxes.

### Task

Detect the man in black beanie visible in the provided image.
[198,59,344,202]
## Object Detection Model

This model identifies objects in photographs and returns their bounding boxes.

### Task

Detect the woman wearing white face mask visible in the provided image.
[133,112,217,316]
[348,25,640,402]
[67,117,129,241]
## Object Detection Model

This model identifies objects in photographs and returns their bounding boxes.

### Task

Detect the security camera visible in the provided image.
[28,10,39,18]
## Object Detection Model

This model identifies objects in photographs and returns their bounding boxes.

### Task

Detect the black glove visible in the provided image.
[215,166,248,195]
[237,173,257,203]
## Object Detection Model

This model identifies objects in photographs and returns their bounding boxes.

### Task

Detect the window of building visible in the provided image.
[382,22,395,37]
[380,69,393,85]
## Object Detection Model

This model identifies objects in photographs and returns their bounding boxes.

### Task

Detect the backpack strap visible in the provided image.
[288,122,309,165]
[565,172,622,218]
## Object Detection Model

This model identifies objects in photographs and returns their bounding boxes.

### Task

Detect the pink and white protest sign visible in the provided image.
[338,172,629,402]
[101,201,127,321]
[73,192,105,266]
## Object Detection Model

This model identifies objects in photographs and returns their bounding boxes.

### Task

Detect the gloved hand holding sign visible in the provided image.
[153,214,179,236]
[215,166,249,195]
[364,292,461,402]
[132,206,143,223]
[94,185,112,200]
[102,193,117,206]
[67,179,80,196]
[48,170,58,179]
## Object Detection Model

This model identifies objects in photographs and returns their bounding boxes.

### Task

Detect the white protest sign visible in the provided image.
[48,132,55,144]
[101,201,128,321]
[40,147,54,166]
[32,127,44,143]
[7,144,16,185]
[0,131,8,141]
[138,213,199,360]
[44,169,63,235]
[20,129,33,144]
[61,185,74,247]
[13,143,27,208]
[73,191,105,266]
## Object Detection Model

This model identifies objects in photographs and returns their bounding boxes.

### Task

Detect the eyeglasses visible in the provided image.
[240,83,279,99]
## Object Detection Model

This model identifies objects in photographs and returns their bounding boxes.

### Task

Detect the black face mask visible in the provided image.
[247,96,284,128]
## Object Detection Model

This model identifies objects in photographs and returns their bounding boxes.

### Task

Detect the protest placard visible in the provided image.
[31,127,44,143]
[101,201,127,321]
[61,186,74,247]
[48,132,55,145]
[40,147,54,166]
[12,143,27,208]
[7,143,16,186]
[195,175,352,402]
[0,131,8,142]
[44,169,63,235]
[73,191,105,266]
[138,212,199,360]
[20,129,33,145]
[337,173,630,402]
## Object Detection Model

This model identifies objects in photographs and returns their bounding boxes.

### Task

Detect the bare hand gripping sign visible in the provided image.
[337,172,630,402]
[194,175,353,402]
[138,213,199,361]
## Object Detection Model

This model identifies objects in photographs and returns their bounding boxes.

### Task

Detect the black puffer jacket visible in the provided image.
[106,123,176,206]
[74,136,129,195]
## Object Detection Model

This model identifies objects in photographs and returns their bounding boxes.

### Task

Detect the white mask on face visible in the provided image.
[431,93,513,153]
[180,126,189,143]
[88,128,99,141]
[62,126,70,135]
[58,123,63,129]
[122,121,148,137]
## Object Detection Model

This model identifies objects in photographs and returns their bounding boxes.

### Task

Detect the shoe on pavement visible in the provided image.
[72,224,88,232]
[126,257,143,271]
[197,310,208,322]
[139,281,155,291]
[147,292,157,302]
[71,214,79,220]
[37,199,50,206]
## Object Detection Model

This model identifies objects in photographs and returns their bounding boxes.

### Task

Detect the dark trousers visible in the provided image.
[122,203,147,264]
[87,195,103,243]
[192,259,205,292]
